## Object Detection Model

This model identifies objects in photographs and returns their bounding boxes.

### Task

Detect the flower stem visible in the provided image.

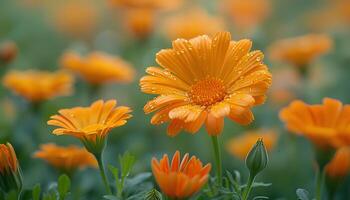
[315,166,325,200]
[211,136,222,186]
[242,173,255,200]
[96,154,112,195]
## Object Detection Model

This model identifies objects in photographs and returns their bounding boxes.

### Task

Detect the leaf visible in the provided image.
[253,196,269,200]
[58,174,71,199]
[103,195,120,200]
[119,152,136,179]
[125,172,152,188]
[32,184,41,200]
[241,182,272,189]
[144,189,162,200]
[296,188,310,200]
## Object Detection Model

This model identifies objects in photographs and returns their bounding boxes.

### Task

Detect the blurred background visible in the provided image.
[0,0,350,199]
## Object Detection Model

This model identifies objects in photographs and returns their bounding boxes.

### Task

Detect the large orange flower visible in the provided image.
[3,70,73,102]
[163,9,225,40]
[34,143,97,172]
[279,98,350,149]
[61,51,135,85]
[269,34,333,67]
[226,129,278,159]
[47,100,132,143]
[151,151,211,199]
[326,147,350,178]
[140,32,272,136]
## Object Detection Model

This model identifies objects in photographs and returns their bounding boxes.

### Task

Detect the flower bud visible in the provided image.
[0,143,23,193]
[0,41,17,64]
[245,138,268,177]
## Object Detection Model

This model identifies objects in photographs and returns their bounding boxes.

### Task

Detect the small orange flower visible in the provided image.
[222,0,271,29]
[226,129,278,159]
[140,32,272,136]
[124,8,155,39]
[163,9,225,40]
[279,98,350,149]
[0,143,18,175]
[34,143,97,172]
[109,0,182,11]
[151,151,211,199]
[3,70,74,102]
[269,34,333,67]
[52,0,98,38]
[0,41,17,64]
[61,51,135,85]
[48,99,132,141]
[326,147,350,179]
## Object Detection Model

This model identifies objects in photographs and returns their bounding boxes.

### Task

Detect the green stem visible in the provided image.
[96,155,112,195]
[210,136,222,186]
[242,174,255,200]
[315,166,325,200]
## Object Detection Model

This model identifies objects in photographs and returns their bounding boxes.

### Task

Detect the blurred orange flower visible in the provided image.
[3,70,74,102]
[61,51,135,85]
[48,100,132,143]
[269,34,333,67]
[109,0,182,11]
[34,143,97,172]
[0,143,18,175]
[326,147,350,179]
[52,0,98,38]
[0,41,17,64]
[151,151,211,199]
[124,8,155,39]
[279,98,350,149]
[163,9,225,40]
[226,129,278,159]
[140,32,272,136]
[222,0,271,29]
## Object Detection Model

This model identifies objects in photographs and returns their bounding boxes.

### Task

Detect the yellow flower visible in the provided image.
[123,8,155,39]
[47,100,132,153]
[34,143,97,172]
[163,9,225,40]
[269,34,333,67]
[152,151,211,199]
[140,32,272,136]
[226,129,278,159]
[0,143,22,193]
[3,70,74,102]
[279,98,350,149]
[221,0,271,28]
[52,0,98,38]
[326,147,350,179]
[61,51,135,85]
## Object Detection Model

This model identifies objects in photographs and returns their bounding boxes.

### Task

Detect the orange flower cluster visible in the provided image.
[151,151,211,199]
[269,34,333,67]
[61,51,135,85]
[326,147,350,179]
[226,129,278,159]
[163,9,225,40]
[3,70,73,102]
[140,32,272,136]
[34,143,97,172]
[280,98,350,149]
[48,100,132,143]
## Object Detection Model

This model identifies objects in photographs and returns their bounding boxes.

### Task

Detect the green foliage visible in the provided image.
[32,184,41,200]
[57,174,71,200]
[144,189,162,200]
[296,189,310,200]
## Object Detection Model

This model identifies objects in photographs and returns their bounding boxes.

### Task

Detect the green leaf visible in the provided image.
[32,184,41,200]
[103,195,120,200]
[296,188,310,200]
[58,174,71,200]
[253,196,269,200]
[119,152,136,179]
[5,191,18,200]
[144,189,162,200]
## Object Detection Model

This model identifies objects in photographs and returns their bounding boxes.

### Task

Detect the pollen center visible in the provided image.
[188,78,226,107]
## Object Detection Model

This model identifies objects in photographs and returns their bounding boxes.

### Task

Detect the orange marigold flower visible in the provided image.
[279,98,350,149]
[269,34,333,67]
[3,70,74,102]
[163,9,225,40]
[222,0,271,29]
[109,0,182,11]
[34,143,97,172]
[140,32,272,136]
[326,147,350,179]
[151,151,211,199]
[48,100,132,143]
[124,8,155,39]
[61,51,135,85]
[0,143,22,193]
[226,129,278,160]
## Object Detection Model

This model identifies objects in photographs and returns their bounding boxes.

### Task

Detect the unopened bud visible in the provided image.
[0,41,17,64]
[245,139,268,177]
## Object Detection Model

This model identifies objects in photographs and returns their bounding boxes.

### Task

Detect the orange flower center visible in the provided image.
[188,78,226,106]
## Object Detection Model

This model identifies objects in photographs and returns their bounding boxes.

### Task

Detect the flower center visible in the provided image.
[188,78,227,107]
